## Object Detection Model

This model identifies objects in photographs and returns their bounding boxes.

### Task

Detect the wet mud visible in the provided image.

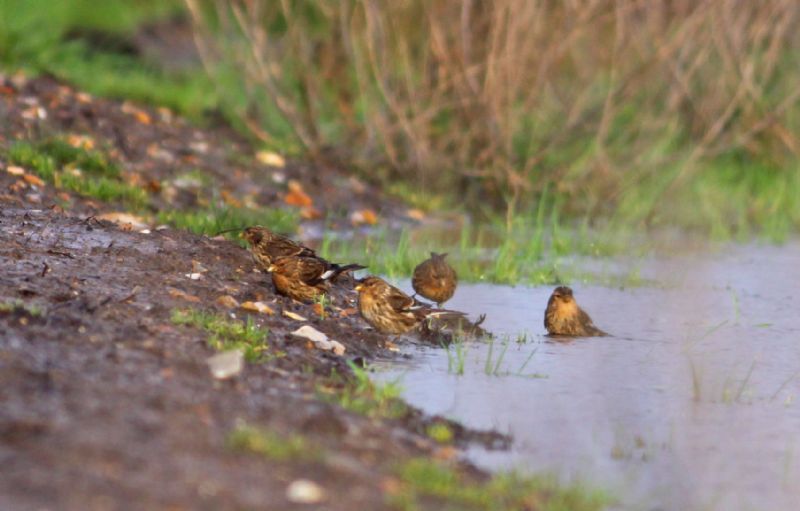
[0,207,505,510]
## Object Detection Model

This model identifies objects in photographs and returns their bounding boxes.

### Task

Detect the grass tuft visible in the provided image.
[158,206,298,242]
[6,139,147,208]
[227,421,319,462]
[318,362,407,420]
[390,458,609,511]
[170,308,270,362]
[425,423,454,444]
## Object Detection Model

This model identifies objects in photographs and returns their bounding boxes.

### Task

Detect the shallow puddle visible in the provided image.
[374,244,800,511]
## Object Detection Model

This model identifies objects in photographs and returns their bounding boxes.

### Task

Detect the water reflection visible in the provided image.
[374,244,800,511]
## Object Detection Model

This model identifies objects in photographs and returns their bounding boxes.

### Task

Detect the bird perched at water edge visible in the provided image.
[412,252,457,306]
[544,286,607,337]
[268,256,365,303]
[354,276,454,335]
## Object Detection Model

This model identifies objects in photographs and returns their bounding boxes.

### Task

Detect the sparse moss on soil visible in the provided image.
[390,458,609,511]
[171,308,273,362]
[318,362,408,420]
[227,421,320,462]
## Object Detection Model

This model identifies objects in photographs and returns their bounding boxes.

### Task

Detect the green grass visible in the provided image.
[171,308,271,362]
[3,0,799,243]
[0,0,222,121]
[0,299,43,316]
[227,422,319,462]
[157,206,299,241]
[321,218,648,286]
[444,338,467,376]
[390,458,609,511]
[319,362,407,420]
[425,423,454,444]
[5,139,148,208]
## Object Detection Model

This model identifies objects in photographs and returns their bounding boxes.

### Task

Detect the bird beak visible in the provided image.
[354,284,363,292]
[267,264,276,273]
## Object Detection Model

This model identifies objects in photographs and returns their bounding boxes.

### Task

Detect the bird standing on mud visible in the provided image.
[412,252,457,306]
[241,226,315,270]
[268,256,364,303]
[544,286,607,337]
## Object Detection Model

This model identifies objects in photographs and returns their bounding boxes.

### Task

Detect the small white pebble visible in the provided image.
[286,479,325,504]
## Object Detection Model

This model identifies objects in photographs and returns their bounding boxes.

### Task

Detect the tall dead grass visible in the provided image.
[185,0,800,219]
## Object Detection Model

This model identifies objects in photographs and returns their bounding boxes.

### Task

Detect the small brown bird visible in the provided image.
[354,275,471,336]
[268,256,365,303]
[412,252,457,306]
[355,276,435,334]
[242,226,315,271]
[544,286,607,337]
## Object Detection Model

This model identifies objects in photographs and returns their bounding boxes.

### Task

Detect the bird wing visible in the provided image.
[296,258,327,284]
[578,308,607,336]
[385,286,415,313]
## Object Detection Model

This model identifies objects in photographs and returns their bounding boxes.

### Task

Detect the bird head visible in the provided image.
[355,276,383,293]
[241,226,264,245]
[551,286,575,303]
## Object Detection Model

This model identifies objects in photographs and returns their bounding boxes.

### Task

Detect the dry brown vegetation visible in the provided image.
[186,0,800,225]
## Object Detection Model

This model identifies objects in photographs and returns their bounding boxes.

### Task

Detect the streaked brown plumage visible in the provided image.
[242,226,315,271]
[268,256,364,303]
[412,252,457,306]
[355,276,467,335]
[355,276,429,334]
[544,286,607,337]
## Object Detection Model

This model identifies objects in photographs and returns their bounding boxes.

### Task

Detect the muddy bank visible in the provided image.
[0,206,507,510]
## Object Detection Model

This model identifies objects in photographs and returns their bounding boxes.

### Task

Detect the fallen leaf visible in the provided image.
[301,206,322,220]
[168,288,201,303]
[291,325,328,344]
[67,134,95,150]
[220,189,242,208]
[312,303,325,316]
[191,260,209,274]
[380,477,403,496]
[284,179,313,207]
[134,110,152,124]
[406,208,426,221]
[338,307,359,317]
[145,179,161,193]
[256,150,285,167]
[6,165,25,176]
[330,340,346,355]
[283,311,307,321]
[22,173,45,187]
[216,295,240,309]
[241,301,275,315]
[350,209,378,226]
[433,446,458,461]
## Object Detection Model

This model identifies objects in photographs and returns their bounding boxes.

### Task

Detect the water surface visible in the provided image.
[375,244,800,511]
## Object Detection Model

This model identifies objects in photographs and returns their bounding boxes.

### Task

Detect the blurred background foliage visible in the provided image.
[2,0,800,239]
